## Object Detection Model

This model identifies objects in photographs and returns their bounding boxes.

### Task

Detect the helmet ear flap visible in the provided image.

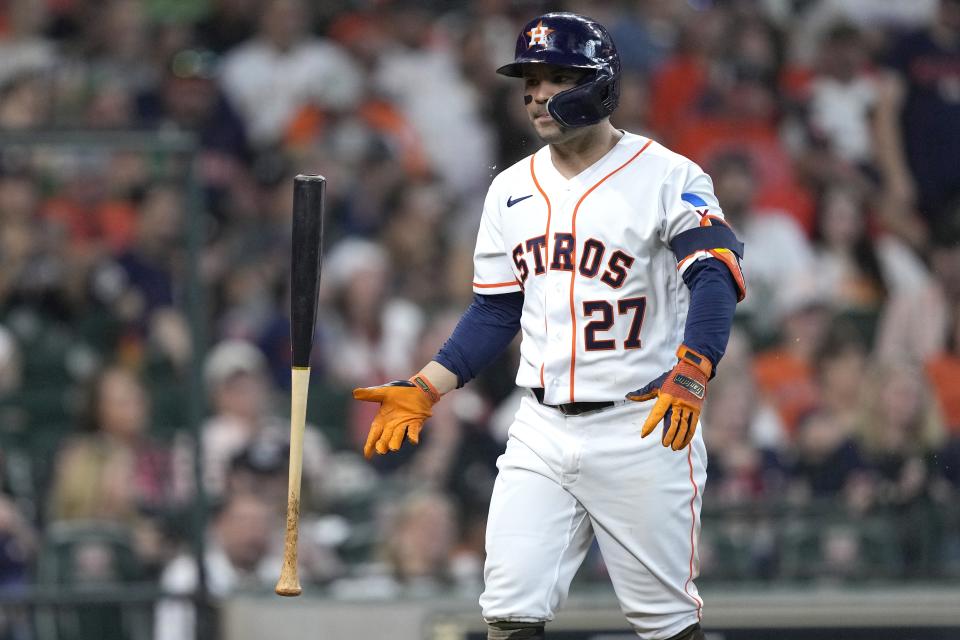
[546,70,619,128]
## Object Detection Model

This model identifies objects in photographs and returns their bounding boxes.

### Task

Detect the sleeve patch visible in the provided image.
[681,192,709,208]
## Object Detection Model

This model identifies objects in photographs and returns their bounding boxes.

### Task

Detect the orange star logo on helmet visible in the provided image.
[527,21,554,47]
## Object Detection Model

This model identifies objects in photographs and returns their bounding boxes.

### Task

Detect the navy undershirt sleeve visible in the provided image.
[435,292,524,387]
[681,259,739,372]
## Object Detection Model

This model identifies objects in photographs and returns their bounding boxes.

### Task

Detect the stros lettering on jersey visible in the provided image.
[472,132,745,404]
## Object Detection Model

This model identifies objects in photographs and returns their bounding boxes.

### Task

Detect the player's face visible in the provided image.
[522,64,588,143]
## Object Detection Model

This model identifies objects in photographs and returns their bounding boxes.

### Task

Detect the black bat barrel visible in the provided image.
[290,174,326,368]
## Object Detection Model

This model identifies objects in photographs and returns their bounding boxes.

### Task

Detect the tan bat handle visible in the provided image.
[275,366,310,596]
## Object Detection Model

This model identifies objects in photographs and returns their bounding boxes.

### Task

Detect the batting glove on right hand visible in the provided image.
[353,375,440,459]
[626,345,713,451]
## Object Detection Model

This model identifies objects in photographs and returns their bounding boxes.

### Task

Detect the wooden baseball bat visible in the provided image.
[276,174,325,597]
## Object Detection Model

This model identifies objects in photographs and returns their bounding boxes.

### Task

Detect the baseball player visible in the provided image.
[354,13,745,640]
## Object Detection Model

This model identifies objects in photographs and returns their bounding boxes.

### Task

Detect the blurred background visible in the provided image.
[1,0,959,638]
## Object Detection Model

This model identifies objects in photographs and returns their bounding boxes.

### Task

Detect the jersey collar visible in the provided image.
[542,130,643,189]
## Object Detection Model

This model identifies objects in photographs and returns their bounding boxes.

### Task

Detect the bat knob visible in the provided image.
[294,174,326,183]
[275,581,302,597]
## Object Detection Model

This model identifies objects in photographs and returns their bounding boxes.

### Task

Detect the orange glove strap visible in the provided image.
[410,374,441,403]
[661,346,711,404]
[676,344,712,378]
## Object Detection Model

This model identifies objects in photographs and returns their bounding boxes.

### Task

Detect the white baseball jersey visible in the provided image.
[473,131,738,404]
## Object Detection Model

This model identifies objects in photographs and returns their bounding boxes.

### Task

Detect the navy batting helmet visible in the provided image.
[496,12,620,128]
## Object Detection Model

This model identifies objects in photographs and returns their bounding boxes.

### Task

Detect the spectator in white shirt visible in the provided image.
[154,492,273,640]
[806,23,877,168]
[219,0,362,146]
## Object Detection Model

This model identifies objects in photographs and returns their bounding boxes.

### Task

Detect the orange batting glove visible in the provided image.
[353,375,440,459]
[626,345,713,451]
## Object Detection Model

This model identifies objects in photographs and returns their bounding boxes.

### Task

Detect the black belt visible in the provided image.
[531,387,616,416]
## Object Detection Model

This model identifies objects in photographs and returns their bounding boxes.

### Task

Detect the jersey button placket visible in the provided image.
[543,269,568,402]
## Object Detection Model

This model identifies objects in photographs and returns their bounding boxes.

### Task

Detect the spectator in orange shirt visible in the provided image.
[925,301,960,434]
[668,15,816,230]
[705,329,789,504]
[752,283,828,437]
[647,9,721,143]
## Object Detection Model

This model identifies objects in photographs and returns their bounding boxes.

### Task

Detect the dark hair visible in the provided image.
[229,441,288,475]
[932,198,960,250]
[77,367,112,433]
[947,302,960,354]
[811,183,888,301]
[76,365,141,433]
[812,317,868,376]
[708,149,755,180]
[822,22,861,46]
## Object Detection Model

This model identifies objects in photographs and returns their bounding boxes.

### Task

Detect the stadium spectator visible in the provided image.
[0,484,34,590]
[0,170,48,310]
[49,365,171,523]
[0,0,55,88]
[813,320,871,438]
[874,0,960,245]
[857,364,946,479]
[192,0,259,55]
[0,480,33,640]
[135,47,254,216]
[154,491,274,640]
[647,5,725,146]
[670,16,816,229]
[173,339,330,504]
[704,330,789,504]
[331,490,465,598]
[48,365,172,573]
[926,301,960,434]
[790,0,938,65]
[809,182,930,315]
[752,281,828,437]
[379,179,455,308]
[709,151,816,338]
[318,238,424,455]
[219,0,362,147]
[0,69,51,130]
[370,2,494,200]
[796,23,878,197]
[875,208,960,365]
[789,408,868,501]
[856,363,947,575]
[112,184,182,319]
[71,0,155,132]
[225,440,346,585]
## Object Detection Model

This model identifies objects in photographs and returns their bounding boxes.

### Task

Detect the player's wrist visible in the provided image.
[676,344,712,379]
[409,374,441,403]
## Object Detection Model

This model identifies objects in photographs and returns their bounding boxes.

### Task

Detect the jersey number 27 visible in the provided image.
[582,297,646,351]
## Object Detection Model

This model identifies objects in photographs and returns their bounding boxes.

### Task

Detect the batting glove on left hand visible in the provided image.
[626,345,713,451]
[353,375,440,459]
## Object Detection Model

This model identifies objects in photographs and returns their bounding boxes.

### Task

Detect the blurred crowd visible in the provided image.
[2,0,960,636]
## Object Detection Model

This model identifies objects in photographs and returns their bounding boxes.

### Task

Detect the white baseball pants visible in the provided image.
[480,394,707,639]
